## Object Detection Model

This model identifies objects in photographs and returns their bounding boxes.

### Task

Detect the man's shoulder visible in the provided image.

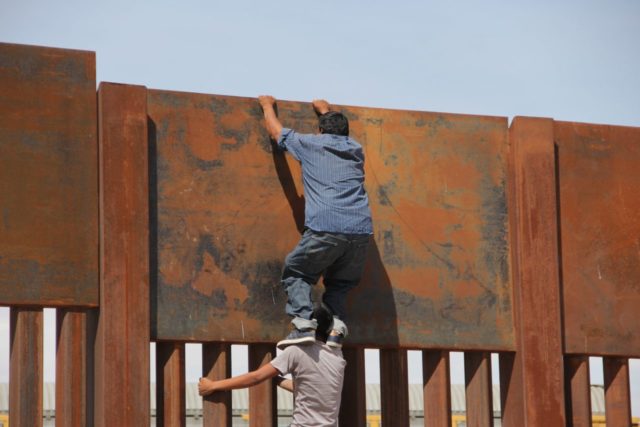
[284,129,363,150]
[317,342,345,361]
[280,342,317,358]
[282,341,342,357]
[282,127,318,138]
[279,344,305,358]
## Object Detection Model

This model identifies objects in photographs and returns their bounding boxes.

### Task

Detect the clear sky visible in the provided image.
[1,0,639,417]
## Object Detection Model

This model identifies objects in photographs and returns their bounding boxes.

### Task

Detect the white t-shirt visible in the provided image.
[271,341,346,427]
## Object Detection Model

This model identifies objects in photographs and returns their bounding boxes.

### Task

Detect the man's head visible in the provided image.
[319,112,349,137]
[313,303,334,342]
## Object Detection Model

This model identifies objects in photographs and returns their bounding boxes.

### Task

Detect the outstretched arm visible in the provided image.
[258,95,283,141]
[198,363,279,396]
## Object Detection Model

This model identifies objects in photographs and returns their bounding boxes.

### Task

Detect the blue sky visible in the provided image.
[1,0,639,416]
[2,0,639,125]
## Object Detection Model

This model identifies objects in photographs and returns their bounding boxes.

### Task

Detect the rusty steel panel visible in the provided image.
[564,356,592,426]
[9,307,43,426]
[95,83,150,427]
[380,349,409,427]
[423,350,451,426]
[56,309,90,427]
[555,121,640,357]
[499,352,524,427]
[156,343,186,427]
[340,347,366,427]
[509,117,566,426]
[603,357,632,424]
[148,90,513,349]
[248,344,277,427]
[464,351,494,427]
[202,343,232,426]
[0,43,98,307]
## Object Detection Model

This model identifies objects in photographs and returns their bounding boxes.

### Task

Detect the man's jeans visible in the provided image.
[281,228,371,336]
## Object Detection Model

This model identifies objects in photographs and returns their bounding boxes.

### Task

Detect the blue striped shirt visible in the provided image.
[277,128,373,235]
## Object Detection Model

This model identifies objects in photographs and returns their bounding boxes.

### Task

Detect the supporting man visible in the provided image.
[198,304,345,427]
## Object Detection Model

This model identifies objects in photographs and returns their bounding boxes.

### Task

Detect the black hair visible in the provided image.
[319,111,349,136]
[313,303,334,342]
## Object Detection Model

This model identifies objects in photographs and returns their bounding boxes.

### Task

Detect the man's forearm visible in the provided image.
[258,95,283,140]
[212,371,265,391]
[263,106,283,141]
[199,363,279,395]
[277,377,294,392]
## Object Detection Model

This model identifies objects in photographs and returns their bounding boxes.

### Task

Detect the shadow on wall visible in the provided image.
[148,117,159,339]
[271,136,304,234]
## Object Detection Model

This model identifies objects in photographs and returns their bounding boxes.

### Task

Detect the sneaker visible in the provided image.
[277,328,315,350]
[326,330,344,349]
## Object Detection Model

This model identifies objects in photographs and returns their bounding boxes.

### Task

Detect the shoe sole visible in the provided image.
[276,336,315,350]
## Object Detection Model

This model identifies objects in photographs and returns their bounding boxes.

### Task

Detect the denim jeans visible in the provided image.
[281,228,371,336]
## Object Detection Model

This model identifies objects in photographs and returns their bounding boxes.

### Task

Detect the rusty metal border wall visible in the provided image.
[1,42,638,427]
[146,89,514,350]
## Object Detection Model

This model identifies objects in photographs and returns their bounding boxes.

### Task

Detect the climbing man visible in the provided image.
[258,95,373,350]
[198,304,346,427]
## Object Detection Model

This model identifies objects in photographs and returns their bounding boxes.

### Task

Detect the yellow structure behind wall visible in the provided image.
[448,414,639,427]
[592,414,640,426]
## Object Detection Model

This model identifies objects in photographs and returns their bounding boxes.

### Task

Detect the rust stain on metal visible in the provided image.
[0,43,98,307]
[556,121,640,357]
[464,351,493,425]
[202,343,232,426]
[156,343,186,426]
[340,347,367,427]
[248,344,277,426]
[565,356,592,425]
[10,307,44,426]
[509,117,566,426]
[603,357,633,423]
[149,91,513,350]
[56,309,89,426]
[380,349,409,426]
[423,350,452,424]
[95,83,150,427]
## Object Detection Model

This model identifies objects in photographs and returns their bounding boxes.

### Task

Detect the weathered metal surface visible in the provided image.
[248,344,276,427]
[94,83,150,426]
[0,43,98,307]
[423,350,451,426]
[56,309,89,427]
[3,39,640,427]
[156,343,186,427]
[340,347,366,427]
[564,356,592,427]
[499,352,524,427]
[9,307,43,427]
[380,349,409,427]
[603,357,632,425]
[464,351,493,427]
[555,121,640,357]
[202,343,232,426]
[509,117,566,426]
[148,90,513,349]
[499,111,524,427]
